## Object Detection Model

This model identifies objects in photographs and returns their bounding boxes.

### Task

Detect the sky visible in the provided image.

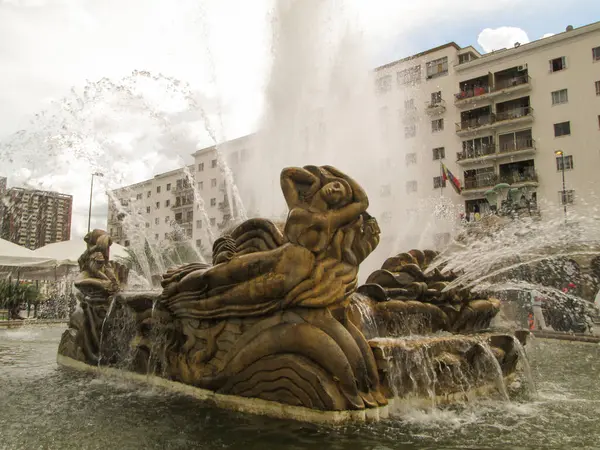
[0,0,599,238]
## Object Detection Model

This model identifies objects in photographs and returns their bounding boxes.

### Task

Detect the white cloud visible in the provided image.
[542,33,555,38]
[477,26,530,53]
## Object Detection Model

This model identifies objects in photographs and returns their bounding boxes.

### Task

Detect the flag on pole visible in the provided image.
[441,162,462,194]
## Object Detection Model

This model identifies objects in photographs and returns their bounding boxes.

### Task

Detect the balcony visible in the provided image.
[173,184,193,194]
[171,201,194,211]
[498,167,538,186]
[463,173,498,193]
[458,139,537,165]
[493,74,531,94]
[454,86,491,105]
[498,138,536,157]
[455,114,495,134]
[494,106,533,126]
[456,143,496,164]
[425,99,446,115]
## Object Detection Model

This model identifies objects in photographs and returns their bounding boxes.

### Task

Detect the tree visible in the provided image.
[0,280,40,320]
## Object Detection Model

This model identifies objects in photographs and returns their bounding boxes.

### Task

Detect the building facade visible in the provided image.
[0,180,73,250]
[107,21,600,254]
[374,21,600,222]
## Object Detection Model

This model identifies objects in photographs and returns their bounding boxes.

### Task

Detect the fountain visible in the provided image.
[57,165,529,424]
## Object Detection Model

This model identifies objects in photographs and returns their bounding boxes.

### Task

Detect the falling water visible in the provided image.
[474,342,509,401]
[98,296,117,367]
[511,335,537,396]
[180,164,215,247]
[351,293,378,338]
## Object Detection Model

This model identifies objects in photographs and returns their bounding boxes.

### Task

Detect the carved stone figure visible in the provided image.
[58,165,526,421]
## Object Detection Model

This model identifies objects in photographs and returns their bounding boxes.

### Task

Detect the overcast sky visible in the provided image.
[1,0,598,238]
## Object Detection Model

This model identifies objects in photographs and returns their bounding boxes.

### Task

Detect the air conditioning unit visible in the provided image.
[517,64,528,71]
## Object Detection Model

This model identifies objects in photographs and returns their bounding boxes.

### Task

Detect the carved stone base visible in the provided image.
[56,354,516,424]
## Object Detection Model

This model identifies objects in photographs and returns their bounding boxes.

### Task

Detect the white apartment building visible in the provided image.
[374,21,600,223]
[108,20,600,255]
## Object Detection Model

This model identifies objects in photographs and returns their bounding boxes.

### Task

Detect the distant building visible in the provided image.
[0,180,73,250]
[107,135,255,254]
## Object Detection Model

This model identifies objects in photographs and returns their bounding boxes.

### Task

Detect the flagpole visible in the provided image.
[440,160,444,197]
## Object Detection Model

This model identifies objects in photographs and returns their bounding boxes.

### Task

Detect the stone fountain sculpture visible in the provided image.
[58,165,528,422]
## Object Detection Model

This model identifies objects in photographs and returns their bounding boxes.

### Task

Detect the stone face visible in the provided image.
[58,165,524,419]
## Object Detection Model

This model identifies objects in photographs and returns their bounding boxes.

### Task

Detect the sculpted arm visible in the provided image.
[322,165,369,227]
[280,167,321,209]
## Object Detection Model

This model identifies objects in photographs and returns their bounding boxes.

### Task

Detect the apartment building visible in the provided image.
[108,20,600,255]
[108,167,195,247]
[374,21,600,223]
[0,178,73,250]
[107,133,254,250]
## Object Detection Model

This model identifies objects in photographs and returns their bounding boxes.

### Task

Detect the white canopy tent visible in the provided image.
[0,238,56,268]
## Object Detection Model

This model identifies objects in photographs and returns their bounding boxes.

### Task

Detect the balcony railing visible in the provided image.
[499,168,538,184]
[463,173,498,190]
[498,138,535,153]
[495,106,533,123]
[425,99,446,114]
[454,86,490,102]
[171,201,194,210]
[173,184,193,194]
[455,114,494,132]
[457,143,496,161]
[493,74,531,91]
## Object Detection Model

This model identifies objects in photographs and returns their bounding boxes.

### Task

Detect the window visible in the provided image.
[433,176,446,189]
[458,53,473,64]
[186,211,193,222]
[406,180,417,194]
[155,202,160,209]
[136,193,142,200]
[165,216,170,223]
[198,163,204,172]
[559,190,575,205]
[404,98,415,110]
[145,222,150,228]
[155,234,159,240]
[431,118,444,133]
[405,125,416,139]
[166,183,171,191]
[551,89,568,105]
[196,239,202,248]
[549,56,566,72]
[376,75,392,93]
[210,218,216,226]
[596,81,600,96]
[165,233,169,239]
[554,121,571,137]
[432,147,445,160]
[147,191,151,198]
[593,46,600,61]
[431,91,442,105]
[211,159,218,168]
[154,218,159,225]
[198,181,204,190]
[380,185,391,197]
[426,57,448,79]
[157,186,161,193]
[396,65,421,86]
[196,220,202,229]
[175,212,182,221]
[556,155,574,170]
[146,206,151,213]
[210,198,216,207]
[124,240,130,247]
[598,115,600,129]
[165,199,170,207]
[405,153,417,166]
[211,178,217,188]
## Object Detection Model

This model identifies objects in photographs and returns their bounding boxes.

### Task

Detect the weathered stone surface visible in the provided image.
[57,165,524,419]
